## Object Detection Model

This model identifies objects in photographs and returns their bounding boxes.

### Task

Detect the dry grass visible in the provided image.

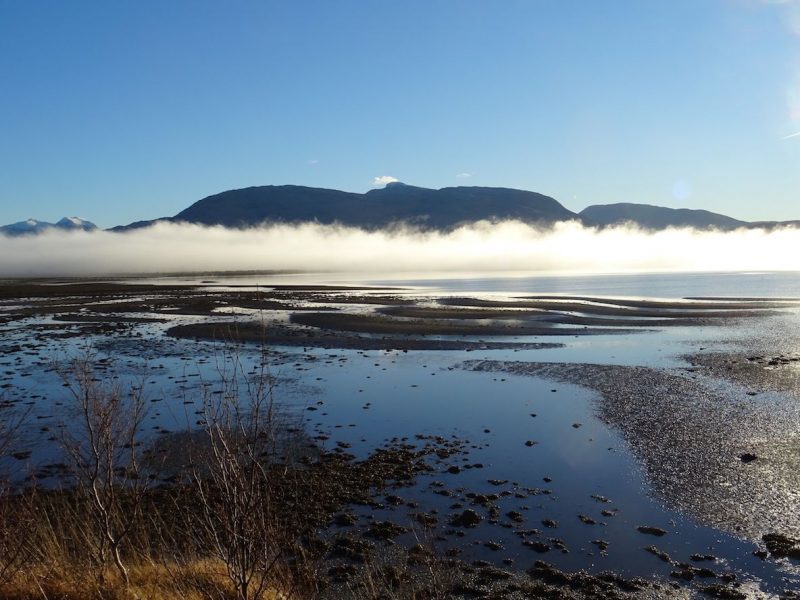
[0,351,311,600]
[0,558,288,600]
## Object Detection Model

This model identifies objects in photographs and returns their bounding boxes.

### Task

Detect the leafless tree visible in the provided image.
[58,354,150,586]
[186,344,300,600]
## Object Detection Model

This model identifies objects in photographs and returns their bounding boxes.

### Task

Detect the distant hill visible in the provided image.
[0,217,97,236]
[579,203,748,231]
[113,183,579,231]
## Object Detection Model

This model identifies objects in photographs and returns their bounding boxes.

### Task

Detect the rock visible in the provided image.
[549,537,568,552]
[670,569,694,581]
[365,520,408,540]
[739,452,758,463]
[645,545,673,563]
[506,510,525,523]
[541,519,558,528]
[690,553,716,562]
[449,509,483,528]
[637,525,667,536]
[762,532,800,558]
[523,540,551,552]
[413,512,438,528]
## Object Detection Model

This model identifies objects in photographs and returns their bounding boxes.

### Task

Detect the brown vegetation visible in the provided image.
[0,351,312,600]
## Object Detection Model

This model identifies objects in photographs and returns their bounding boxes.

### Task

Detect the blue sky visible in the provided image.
[1,0,799,227]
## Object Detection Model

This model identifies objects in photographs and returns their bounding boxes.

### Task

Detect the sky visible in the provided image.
[1,0,799,228]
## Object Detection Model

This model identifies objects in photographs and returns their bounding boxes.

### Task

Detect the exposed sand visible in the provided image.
[438,296,782,319]
[289,311,638,337]
[165,321,563,351]
[462,359,800,542]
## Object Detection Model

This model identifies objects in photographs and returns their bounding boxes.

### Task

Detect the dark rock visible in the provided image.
[523,540,551,553]
[506,510,525,523]
[690,553,716,562]
[541,519,558,528]
[762,532,800,558]
[449,509,483,528]
[637,525,667,536]
[670,569,694,581]
[412,512,438,528]
[644,545,673,564]
[365,520,408,541]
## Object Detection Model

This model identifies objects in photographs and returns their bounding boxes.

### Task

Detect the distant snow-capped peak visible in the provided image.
[0,216,98,236]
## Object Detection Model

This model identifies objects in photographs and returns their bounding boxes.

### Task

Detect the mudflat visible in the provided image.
[2,276,800,597]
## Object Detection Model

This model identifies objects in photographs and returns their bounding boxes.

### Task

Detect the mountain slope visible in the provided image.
[579,203,748,231]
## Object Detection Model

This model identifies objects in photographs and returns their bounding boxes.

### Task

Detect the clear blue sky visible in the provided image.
[1,0,799,227]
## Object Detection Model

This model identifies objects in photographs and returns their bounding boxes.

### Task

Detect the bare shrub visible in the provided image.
[184,344,304,600]
[57,354,151,586]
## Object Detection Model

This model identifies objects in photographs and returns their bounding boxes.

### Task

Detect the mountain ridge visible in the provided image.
[578,203,748,230]
[119,182,795,232]
[5,184,799,234]
[158,183,577,231]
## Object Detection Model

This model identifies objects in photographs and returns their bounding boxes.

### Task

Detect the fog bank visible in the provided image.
[1,220,799,278]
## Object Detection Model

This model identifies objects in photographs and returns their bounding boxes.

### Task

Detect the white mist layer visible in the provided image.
[1,220,799,278]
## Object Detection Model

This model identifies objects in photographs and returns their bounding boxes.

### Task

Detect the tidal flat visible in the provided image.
[1,271,800,598]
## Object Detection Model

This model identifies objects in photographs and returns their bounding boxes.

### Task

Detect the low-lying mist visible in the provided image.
[1,220,799,278]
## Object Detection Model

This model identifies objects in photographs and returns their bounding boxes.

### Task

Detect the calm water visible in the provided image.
[123,269,800,299]
[2,270,800,594]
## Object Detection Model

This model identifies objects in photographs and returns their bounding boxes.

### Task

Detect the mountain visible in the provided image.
[579,203,748,231]
[54,217,97,231]
[12,185,795,234]
[114,182,579,231]
[0,217,97,236]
